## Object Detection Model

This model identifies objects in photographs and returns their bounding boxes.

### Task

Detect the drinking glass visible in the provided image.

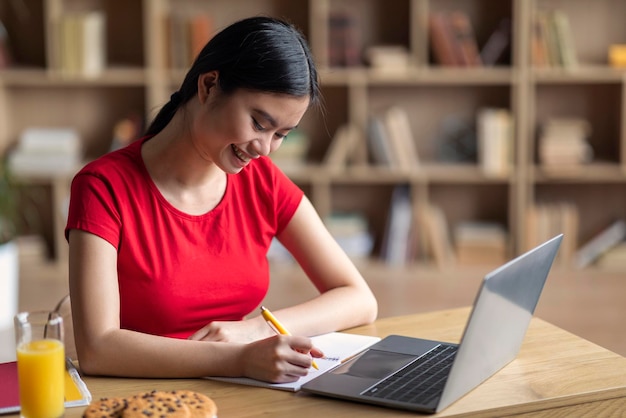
[14,311,65,418]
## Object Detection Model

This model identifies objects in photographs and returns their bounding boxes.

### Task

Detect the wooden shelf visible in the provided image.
[0,0,625,272]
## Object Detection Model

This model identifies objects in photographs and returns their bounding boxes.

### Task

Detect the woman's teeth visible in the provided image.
[231,144,250,162]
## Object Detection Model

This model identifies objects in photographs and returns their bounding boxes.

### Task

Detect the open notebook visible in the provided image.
[0,358,92,414]
[207,332,381,392]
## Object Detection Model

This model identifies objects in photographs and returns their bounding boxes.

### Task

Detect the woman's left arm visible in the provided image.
[269,196,378,336]
[189,196,377,342]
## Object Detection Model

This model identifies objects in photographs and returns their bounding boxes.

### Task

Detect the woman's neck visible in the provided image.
[141,118,228,215]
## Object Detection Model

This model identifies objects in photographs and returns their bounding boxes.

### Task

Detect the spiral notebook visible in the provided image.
[207,332,381,392]
[0,358,92,414]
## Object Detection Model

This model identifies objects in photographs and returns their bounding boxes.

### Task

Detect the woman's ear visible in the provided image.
[198,71,219,103]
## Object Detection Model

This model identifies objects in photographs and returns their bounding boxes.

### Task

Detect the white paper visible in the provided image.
[206,332,381,391]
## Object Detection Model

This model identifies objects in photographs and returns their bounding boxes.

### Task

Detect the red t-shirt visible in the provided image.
[65,138,303,339]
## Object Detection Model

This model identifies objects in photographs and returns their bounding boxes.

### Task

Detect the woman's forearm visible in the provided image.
[76,328,245,378]
[267,284,378,338]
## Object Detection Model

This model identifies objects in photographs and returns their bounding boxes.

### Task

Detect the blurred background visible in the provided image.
[1,0,626,360]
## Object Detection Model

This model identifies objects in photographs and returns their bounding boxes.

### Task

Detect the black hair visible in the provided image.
[145,16,320,136]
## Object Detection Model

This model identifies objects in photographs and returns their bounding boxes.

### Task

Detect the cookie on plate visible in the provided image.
[83,397,128,418]
[168,390,217,418]
[122,391,190,418]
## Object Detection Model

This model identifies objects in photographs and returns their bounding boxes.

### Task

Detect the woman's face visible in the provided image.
[192,82,310,174]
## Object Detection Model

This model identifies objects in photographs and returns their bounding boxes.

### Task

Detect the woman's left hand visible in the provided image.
[188,317,273,343]
[187,318,325,360]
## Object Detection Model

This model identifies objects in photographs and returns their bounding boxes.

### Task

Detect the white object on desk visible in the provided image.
[207,332,381,391]
[0,241,18,362]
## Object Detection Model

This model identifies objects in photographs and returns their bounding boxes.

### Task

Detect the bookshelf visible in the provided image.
[1,0,625,271]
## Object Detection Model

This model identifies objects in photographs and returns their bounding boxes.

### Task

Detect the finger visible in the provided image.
[288,335,314,352]
[310,347,325,358]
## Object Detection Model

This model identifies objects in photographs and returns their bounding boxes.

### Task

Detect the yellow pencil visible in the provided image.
[260,306,319,370]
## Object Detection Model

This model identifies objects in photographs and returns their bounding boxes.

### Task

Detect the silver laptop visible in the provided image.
[302,234,563,413]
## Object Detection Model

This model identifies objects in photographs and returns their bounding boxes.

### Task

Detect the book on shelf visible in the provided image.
[57,11,106,78]
[366,107,420,170]
[447,10,482,66]
[417,203,456,270]
[531,12,550,67]
[480,18,511,66]
[476,108,513,177]
[454,222,508,266]
[428,11,459,66]
[323,123,365,171]
[382,106,420,171]
[525,202,579,266]
[367,117,396,167]
[380,186,413,266]
[166,12,214,69]
[575,219,626,269]
[189,14,214,61]
[328,10,361,67]
[532,10,578,68]
[551,10,578,68]
[429,10,481,67]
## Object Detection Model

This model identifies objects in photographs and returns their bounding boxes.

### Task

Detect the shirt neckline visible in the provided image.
[134,136,230,220]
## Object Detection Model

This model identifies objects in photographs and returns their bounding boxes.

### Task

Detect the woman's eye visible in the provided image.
[274,132,287,140]
[252,118,265,131]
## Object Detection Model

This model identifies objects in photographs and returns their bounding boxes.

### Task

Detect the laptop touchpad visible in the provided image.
[331,350,416,379]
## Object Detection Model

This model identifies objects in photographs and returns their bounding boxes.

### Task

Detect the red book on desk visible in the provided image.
[0,360,91,414]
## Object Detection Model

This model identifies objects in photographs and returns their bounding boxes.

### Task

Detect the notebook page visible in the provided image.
[206,332,380,391]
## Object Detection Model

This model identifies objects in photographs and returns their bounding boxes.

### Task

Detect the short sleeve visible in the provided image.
[65,172,122,249]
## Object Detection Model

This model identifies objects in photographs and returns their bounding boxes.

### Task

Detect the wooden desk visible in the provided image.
[20,308,626,417]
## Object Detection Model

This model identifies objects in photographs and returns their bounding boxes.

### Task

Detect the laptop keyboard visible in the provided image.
[362,344,458,406]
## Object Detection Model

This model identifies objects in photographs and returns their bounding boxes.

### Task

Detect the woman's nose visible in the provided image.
[252,134,272,157]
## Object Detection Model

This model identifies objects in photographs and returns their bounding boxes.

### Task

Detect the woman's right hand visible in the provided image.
[240,334,321,383]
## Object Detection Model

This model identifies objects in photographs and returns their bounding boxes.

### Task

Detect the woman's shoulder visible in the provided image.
[77,138,145,179]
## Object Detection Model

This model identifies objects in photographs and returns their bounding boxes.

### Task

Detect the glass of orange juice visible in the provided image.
[14,311,65,418]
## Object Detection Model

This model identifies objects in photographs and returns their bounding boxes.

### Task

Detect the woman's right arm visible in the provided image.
[68,229,316,381]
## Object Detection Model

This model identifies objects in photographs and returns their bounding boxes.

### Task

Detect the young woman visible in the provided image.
[66,16,377,383]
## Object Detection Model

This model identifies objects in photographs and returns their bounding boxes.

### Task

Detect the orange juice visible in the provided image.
[16,339,65,418]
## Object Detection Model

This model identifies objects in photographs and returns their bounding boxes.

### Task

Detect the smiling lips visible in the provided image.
[231,144,252,163]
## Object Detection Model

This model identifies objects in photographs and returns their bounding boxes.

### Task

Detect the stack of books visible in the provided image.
[8,128,83,177]
[454,222,508,266]
[365,45,411,73]
[538,117,593,169]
